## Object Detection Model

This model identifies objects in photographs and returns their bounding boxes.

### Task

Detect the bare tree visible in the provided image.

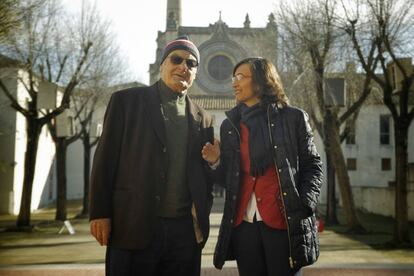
[344,0,414,246]
[0,0,44,43]
[72,85,108,218]
[276,0,379,232]
[47,1,127,221]
[0,0,93,228]
[47,115,80,221]
[0,0,21,42]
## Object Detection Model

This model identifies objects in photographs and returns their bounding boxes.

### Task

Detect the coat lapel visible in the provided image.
[146,85,202,151]
[187,96,202,154]
[145,83,167,147]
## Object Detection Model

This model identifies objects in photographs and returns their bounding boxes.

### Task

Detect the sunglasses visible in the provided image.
[169,55,198,68]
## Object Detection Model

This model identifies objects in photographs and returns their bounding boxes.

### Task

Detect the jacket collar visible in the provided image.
[145,80,202,148]
[225,103,283,133]
[225,104,241,126]
[186,93,202,154]
[146,82,167,146]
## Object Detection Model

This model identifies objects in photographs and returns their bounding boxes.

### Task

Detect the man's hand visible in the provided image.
[90,218,111,246]
[202,138,220,165]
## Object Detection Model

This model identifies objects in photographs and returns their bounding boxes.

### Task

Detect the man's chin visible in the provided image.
[181,79,190,86]
[173,81,190,92]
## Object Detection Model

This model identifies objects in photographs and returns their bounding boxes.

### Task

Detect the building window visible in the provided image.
[388,181,396,187]
[381,158,391,171]
[208,55,233,81]
[345,121,356,145]
[347,158,357,171]
[380,115,391,145]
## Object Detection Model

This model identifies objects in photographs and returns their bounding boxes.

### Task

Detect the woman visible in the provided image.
[202,57,323,276]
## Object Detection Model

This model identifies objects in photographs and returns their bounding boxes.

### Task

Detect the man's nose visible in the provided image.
[178,60,189,70]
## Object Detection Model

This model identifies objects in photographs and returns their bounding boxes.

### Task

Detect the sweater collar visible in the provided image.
[158,79,187,103]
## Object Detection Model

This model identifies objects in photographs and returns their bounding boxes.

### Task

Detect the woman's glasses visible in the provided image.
[169,55,198,69]
[231,74,251,83]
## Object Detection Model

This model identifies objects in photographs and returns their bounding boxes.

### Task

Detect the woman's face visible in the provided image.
[232,63,260,106]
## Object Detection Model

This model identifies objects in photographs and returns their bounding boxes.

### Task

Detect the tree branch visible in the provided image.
[346,20,385,87]
[0,79,31,117]
[40,41,93,125]
[55,54,68,83]
[91,137,99,147]
[60,41,93,109]
[339,51,380,125]
[67,131,81,145]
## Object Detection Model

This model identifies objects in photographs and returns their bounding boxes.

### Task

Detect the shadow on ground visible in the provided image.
[0,198,413,268]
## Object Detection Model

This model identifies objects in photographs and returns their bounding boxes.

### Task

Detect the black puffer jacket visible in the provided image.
[213,104,323,271]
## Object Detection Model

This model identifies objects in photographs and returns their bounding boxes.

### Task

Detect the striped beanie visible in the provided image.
[160,35,200,65]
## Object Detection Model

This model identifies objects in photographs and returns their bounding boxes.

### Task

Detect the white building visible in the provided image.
[0,55,144,215]
[0,61,56,214]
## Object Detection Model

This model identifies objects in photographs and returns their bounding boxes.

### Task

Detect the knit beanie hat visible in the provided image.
[160,35,200,65]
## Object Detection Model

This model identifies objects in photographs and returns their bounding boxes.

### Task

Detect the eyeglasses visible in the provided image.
[231,74,251,83]
[169,55,198,69]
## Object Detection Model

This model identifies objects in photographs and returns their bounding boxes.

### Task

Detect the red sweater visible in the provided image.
[234,123,287,229]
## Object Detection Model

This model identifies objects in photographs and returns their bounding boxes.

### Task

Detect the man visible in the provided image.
[89,36,215,276]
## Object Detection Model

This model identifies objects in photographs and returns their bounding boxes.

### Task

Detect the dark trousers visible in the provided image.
[106,215,201,276]
[232,221,297,276]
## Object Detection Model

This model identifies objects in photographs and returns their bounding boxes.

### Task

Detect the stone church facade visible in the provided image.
[149,0,278,97]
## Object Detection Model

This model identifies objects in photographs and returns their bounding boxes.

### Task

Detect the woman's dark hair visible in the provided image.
[233,57,289,107]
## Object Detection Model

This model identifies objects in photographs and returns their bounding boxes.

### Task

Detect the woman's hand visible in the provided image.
[202,138,220,165]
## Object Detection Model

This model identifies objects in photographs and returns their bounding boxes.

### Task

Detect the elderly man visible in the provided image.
[89,36,215,276]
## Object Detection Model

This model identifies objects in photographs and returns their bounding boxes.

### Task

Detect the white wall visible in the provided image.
[66,140,97,200]
[65,100,106,202]
[0,68,18,214]
[11,70,56,214]
[344,105,396,188]
[353,186,414,220]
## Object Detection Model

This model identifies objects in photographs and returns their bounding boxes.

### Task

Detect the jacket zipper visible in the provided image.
[227,108,294,267]
[267,105,294,269]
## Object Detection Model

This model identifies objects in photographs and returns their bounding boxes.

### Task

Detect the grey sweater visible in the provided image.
[157,80,191,217]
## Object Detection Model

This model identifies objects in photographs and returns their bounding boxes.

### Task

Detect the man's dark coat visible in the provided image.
[90,82,215,250]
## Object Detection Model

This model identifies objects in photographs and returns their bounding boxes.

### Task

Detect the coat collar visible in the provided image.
[225,104,241,128]
[145,80,202,148]
[225,103,282,124]
[145,82,167,146]
[186,92,202,153]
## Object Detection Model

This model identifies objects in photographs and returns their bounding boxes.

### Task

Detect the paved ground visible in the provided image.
[0,198,413,275]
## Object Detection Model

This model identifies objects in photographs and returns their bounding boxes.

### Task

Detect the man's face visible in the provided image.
[160,50,198,93]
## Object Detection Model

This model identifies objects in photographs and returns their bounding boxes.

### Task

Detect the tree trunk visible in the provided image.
[55,137,67,221]
[325,152,339,225]
[326,110,365,233]
[80,134,91,217]
[17,118,42,228]
[324,115,339,225]
[393,123,410,246]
